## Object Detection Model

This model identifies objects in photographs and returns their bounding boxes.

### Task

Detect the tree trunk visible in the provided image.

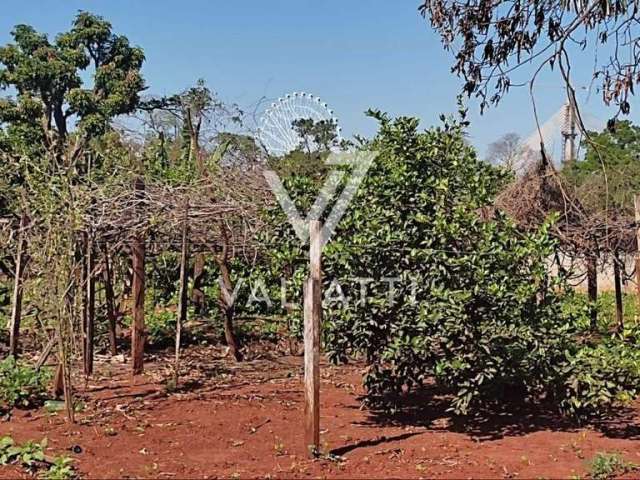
[216,223,241,361]
[192,253,206,315]
[103,247,118,356]
[613,251,624,332]
[587,255,598,330]
[9,214,27,358]
[131,177,146,375]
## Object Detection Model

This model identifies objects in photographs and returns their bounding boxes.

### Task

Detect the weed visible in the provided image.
[274,439,286,456]
[0,356,51,411]
[587,452,636,479]
[41,456,75,480]
[0,436,45,466]
[0,436,75,479]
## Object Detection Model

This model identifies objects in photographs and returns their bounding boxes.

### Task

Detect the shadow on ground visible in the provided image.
[349,383,640,443]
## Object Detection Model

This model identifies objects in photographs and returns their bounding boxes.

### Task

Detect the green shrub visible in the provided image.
[146,310,177,346]
[587,452,636,479]
[597,291,639,332]
[43,455,75,480]
[0,436,75,479]
[558,342,640,417]
[0,356,51,411]
[257,109,640,418]
[0,436,45,466]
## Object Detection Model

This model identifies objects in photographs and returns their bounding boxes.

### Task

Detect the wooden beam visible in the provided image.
[304,220,322,457]
[35,335,56,371]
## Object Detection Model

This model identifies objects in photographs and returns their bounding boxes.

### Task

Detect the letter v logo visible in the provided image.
[263,150,376,248]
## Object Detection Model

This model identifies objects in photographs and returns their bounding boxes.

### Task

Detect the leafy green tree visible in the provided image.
[291,118,339,154]
[563,120,640,214]
[0,11,145,167]
[258,109,640,416]
[141,79,243,175]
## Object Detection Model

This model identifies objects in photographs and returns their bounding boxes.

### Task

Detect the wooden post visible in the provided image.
[587,255,598,330]
[103,247,118,356]
[131,177,146,375]
[9,213,27,358]
[53,363,64,398]
[84,233,95,376]
[304,220,322,457]
[56,325,75,423]
[175,206,189,385]
[635,194,640,311]
[613,251,624,332]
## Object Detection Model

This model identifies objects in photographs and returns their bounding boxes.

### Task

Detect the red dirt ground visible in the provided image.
[2,345,640,479]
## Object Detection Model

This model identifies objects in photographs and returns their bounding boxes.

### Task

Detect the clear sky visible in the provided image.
[1,0,635,156]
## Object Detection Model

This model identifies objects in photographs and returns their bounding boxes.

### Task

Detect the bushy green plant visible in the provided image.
[587,452,636,479]
[0,357,51,411]
[146,310,177,346]
[123,308,176,347]
[42,455,75,480]
[0,436,45,466]
[0,436,75,479]
[596,291,639,331]
[558,342,640,416]
[257,109,640,417]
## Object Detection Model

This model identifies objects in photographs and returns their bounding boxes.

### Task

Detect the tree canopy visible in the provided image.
[0,11,144,166]
[420,0,640,118]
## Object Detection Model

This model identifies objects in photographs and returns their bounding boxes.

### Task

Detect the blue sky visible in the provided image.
[1,0,634,156]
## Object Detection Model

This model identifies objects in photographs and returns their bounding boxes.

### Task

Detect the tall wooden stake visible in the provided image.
[304,220,322,457]
[84,233,95,376]
[613,251,624,332]
[635,194,640,311]
[103,246,118,356]
[131,177,146,375]
[175,206,189,385]
[9,213,27,358]
[587,255,598,330]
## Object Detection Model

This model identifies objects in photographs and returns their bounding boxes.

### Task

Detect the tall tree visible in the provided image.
[0,11,145,168]
[486,133,522,170]
[420,0,640,119]
[0,12,145,389]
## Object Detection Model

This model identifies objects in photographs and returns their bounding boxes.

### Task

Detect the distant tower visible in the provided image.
[561,99,577,165]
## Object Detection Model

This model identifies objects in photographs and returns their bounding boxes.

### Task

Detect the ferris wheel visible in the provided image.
[257,92,342,157]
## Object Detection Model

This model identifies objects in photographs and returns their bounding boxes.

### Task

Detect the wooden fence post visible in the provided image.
[304,220,322,457]
[587,255,598,330]
[103,246,118,356]
[613,251,624,332]
[84,233,95,376]
[131,177,146,375]
[635,194,640,311]
[175,206,189,385]
[9,213,27,358]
